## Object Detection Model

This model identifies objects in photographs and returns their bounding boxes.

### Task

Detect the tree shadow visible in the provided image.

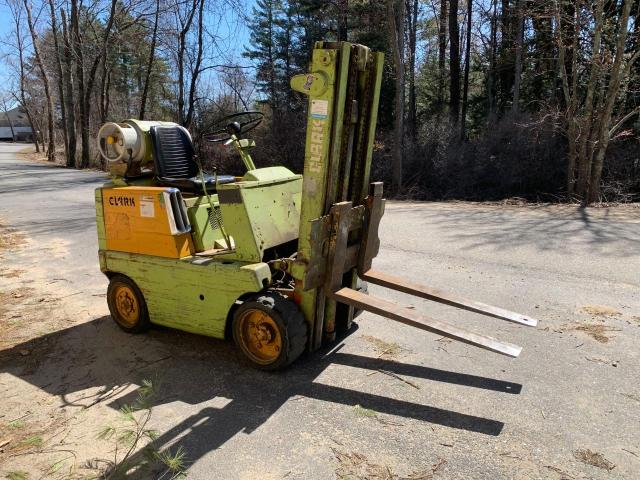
[0,315,522,471]
[385,203,640,257]
[0,160,106,195]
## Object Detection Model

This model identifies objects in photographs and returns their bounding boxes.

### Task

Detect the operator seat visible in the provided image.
[149,125,235,194]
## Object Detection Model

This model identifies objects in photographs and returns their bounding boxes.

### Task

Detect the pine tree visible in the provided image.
[244,0,284,109]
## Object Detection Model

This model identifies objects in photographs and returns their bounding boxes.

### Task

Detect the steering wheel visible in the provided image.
[203,111,264,143]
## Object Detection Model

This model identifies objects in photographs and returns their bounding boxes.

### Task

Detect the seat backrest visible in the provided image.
[150,125,198,179]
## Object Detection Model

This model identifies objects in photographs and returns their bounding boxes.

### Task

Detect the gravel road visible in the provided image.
[0,142,639,479]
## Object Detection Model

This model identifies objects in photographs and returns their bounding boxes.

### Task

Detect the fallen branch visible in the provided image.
[377,369,420,389]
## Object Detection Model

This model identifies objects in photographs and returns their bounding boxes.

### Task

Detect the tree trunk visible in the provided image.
[23,0,55,162]
[388,0,405,193]
[511,0,524,113]
[9,0,39,153]
[487,0,498,119]
[588,0,634,203]
[60,8,76,168]
[19,101,39,151]
[2,100,16,141]
[573,0,604,197]
[460,0,472,139]
[80,0,117,168]
[407,0,418,139]
[498,0,514,111]
[438,0,448,112]
[71,0,89,168]
[177,0,199,125]
[449,0,460,124]
[139,0,160,120]
[337,0,348,40]
[100,65,112,123]
[48,0,68,162]
[184,0,205,129]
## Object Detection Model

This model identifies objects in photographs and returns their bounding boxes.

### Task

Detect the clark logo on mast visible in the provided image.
[309,100,329,173]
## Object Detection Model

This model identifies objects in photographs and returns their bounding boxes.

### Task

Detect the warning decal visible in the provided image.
[310,99,329,119]
[140,195,155,218]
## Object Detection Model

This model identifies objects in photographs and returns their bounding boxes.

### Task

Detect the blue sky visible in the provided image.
[0,0,255,103]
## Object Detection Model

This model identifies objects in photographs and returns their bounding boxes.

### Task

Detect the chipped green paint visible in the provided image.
[94,188,107,251]
[290,44,340,348]
[102,250,270,338]
[217,167,302,262]
[290,42,385,348]
[184,194,223,252]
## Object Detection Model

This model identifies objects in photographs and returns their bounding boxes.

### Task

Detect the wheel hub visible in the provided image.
[239,310,282,364]
[114,284,139,326]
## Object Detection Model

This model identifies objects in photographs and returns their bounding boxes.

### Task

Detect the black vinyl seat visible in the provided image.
[149,125,235,194]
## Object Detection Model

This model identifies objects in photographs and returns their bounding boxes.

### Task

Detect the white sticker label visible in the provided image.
[140,195,155,218]
[311,99,329,119]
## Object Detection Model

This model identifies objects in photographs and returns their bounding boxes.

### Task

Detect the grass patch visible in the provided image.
[95,379,187,479]
[361,335,403,358]
[17,435,42,448]
[353,404,378,418]
[7,420,25,430]
[5,471,29,480]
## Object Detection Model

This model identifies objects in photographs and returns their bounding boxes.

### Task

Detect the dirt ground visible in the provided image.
[0,144,639,479]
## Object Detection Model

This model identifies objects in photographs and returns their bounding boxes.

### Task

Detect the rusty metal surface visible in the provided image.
[360,269,538,327]
[301,205,366,292]
[331,287,523,358]
[357,183,384,274]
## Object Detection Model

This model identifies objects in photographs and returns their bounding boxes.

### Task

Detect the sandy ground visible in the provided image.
[0,143,639,479]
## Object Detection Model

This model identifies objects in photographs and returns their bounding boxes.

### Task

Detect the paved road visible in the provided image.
[1,142,639,478]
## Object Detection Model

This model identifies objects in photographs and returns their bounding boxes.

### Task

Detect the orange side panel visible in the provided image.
[102,187,194,258]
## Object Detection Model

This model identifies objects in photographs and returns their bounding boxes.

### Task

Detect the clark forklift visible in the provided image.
[95,41,537,370]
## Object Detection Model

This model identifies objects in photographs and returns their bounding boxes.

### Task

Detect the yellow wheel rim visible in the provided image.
[237,309,283,365]
[113,284,139,327]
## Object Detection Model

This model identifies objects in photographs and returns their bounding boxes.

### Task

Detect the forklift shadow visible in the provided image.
[0,315,520,469]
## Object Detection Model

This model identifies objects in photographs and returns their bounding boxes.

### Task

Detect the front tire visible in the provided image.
[232,292,308,370]
[106,274,150,333]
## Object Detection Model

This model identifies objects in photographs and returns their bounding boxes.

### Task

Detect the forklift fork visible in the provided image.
[323,182,537,358]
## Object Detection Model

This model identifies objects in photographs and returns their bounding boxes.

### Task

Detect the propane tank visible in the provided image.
[97,119,177,177]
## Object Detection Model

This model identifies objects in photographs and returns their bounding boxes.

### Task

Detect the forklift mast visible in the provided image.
[288,41,537,355]
[290,42,384,350]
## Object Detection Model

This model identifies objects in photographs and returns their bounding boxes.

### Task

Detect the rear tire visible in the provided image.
[107,275,150,333]
[232,292,308,370]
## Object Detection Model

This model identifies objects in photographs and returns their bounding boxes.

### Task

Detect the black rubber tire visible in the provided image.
[106,274,151,334]
[232,292,308,371]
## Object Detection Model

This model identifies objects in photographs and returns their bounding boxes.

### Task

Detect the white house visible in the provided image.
[0,107,34,141]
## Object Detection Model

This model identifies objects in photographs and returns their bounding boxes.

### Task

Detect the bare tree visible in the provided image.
[5,1,38,151]
[70,0,87,167]
[184,0,205,129]
[60,8,76,167]
[449,0,460,124]
[557,0,640,203]
[388,0,405,193]
[140,0,161,119]
[23,0,56,161]
[460,0,472,139]
[486,0,498,119]
[438,0,448,112]
[0,93,16,141]
[511,0,524,113]
[406,0,419,139]
[48,0,68,160]
[176,0,200,125]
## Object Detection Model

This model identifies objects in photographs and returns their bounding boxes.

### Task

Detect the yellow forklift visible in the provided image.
[94,41,537,370]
